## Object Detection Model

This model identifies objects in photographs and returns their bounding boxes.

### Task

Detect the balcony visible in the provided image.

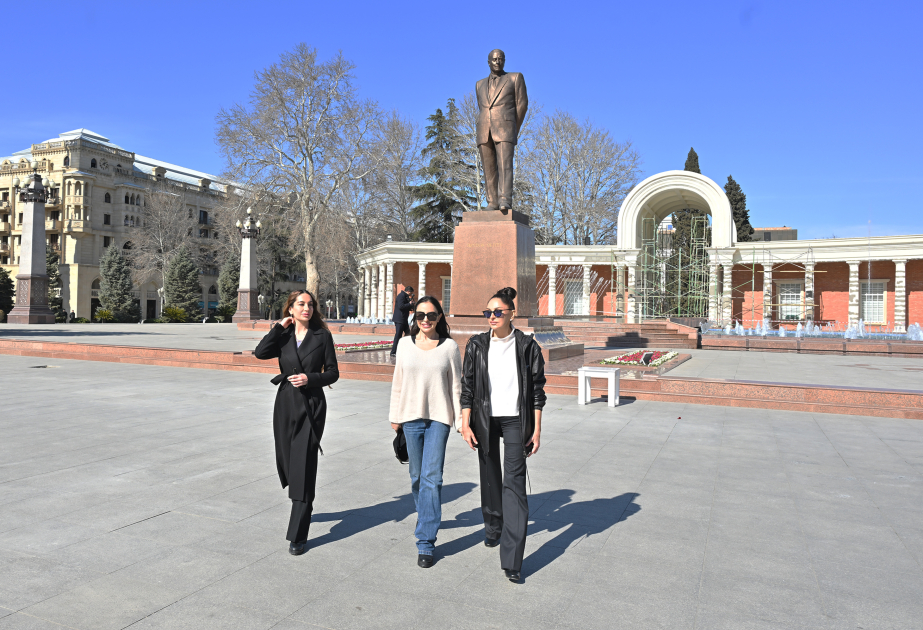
[0,222,9,233]
[47,243,61,253]
[66,195,89,206]
[0,243,9,253]
[45,220,60,231]
[0,201,10,210]
[91,289,99,298]
[64,220,90,234]
[45,196,61,207]
[198,216,214,225]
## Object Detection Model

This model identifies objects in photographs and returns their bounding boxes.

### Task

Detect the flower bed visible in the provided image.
[600,350,678,367]
[334,340,392,353]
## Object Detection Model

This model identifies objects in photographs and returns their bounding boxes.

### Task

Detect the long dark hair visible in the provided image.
[282,290,329,331]
[490,286,517,311]
[409,296,451,339]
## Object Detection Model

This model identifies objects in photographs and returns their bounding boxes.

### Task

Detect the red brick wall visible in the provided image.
[908,259,923,326]
[731,266,765,326]
[424,263,452,307]
[815,262,848,327]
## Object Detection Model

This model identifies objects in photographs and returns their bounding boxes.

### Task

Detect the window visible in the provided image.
[18,213,23,225]
[104,192,111,203]
[199,210,208,224]
[63,156,69,167]
[125,194,130,204]
[442,277,452,313]
[563,279,582,315]
[103,236,111,248]
[778,283,803,320]
[91,159,97,168]
[103,214,111,225]
[199,229,209,238]
[860,281,887,323]
[764,232,772,242]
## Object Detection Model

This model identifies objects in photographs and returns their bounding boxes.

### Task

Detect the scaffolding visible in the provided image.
[635,216,711,321]
[732,246,819,326]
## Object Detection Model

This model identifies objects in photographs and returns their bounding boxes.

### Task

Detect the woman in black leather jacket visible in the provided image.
[459,286,546,582]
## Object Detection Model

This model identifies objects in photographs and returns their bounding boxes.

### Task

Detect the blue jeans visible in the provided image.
[402,419,450,555]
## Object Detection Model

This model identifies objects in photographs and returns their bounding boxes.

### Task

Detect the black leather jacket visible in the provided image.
[460,328,546,455]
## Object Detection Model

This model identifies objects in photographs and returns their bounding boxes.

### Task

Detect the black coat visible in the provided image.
[393,291,414,322]
[254,322,339,501]
[460,328,546,455]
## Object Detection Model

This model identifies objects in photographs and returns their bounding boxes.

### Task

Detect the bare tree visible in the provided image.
[131,179,198,289]
[215,44,382,295]
[521,110,642,245]
[366,111,425,240]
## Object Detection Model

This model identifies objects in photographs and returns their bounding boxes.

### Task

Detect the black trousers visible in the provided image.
[286,430,321,543]
[391,320,410,354]
[478,415,528,571]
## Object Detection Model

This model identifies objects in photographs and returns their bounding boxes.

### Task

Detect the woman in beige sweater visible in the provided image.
[389,295,462,568]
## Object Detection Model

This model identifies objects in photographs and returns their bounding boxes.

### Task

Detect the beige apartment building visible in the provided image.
[1,129,235,320]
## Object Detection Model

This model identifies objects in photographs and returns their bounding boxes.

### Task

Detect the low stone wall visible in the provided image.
[701,335,923,357]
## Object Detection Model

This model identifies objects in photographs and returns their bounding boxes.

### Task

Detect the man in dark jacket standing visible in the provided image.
[390,286,414,355]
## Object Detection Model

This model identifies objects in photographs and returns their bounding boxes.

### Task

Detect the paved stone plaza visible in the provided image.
[1,354,922,629]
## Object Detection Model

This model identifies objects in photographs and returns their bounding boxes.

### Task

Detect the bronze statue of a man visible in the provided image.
[476,49,528,211]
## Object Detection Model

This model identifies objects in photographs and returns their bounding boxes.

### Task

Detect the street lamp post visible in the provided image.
[232,207,263,323]
[326,299,333,320]
[7,162,56,324]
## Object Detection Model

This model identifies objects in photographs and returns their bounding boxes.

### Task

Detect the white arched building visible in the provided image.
[356,171,922,332]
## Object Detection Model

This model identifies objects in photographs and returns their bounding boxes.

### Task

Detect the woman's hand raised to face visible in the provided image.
[280,317,294,328]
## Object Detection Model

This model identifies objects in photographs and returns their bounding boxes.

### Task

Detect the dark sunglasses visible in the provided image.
[483,308,512,318]
[414,311,439,322]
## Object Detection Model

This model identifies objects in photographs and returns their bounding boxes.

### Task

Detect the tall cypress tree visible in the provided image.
[409,99,476,243]
[46,250,66,322]
[0,266,13,321]
[164,246,202,319]
[665,148,710,316]
[99,246,138,321]
[725,175,754,242]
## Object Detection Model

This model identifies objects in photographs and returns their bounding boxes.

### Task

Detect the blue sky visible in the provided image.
[5,0,921,239]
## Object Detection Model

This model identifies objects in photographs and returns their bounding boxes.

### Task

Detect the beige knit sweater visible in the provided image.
[388,336,463,430]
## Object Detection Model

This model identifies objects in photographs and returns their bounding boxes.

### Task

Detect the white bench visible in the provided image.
[577,366,620,407]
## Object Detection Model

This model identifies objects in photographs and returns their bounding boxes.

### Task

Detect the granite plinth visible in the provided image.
[7,274,56,324]
[701,335,923,357]
[447,316,584,362]
[450,210,536,317]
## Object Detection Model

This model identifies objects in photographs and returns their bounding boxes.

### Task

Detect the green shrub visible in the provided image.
[162,306,188,323]
[0,309,5,323]
[72,317,90,323]
[94,308,115,323]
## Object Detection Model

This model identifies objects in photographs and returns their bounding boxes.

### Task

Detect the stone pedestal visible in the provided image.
[7,275,56,324]
[232,289,262,323]
[449,209,582,361]
[450,209,537,317]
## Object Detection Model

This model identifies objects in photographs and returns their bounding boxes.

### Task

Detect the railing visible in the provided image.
[66,195,89,206]
[45,220,60,231]
[130,291,141,299]
[0,201,10,209]
[64,220,88,232]
[146,291,158,299]
[198,216,213,225]
[0,222,9,233]
[0,243,9,252]
[47,243,61,253]
[91,289,99,298]
[45,196,61,206]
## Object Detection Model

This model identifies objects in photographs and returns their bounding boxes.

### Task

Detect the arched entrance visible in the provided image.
[617,171,736,322]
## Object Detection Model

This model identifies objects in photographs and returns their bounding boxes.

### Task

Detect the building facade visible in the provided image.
[356,171,923,332]
[1,129,232,320]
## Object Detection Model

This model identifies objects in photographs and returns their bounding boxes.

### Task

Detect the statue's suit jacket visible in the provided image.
[476,72,528,146]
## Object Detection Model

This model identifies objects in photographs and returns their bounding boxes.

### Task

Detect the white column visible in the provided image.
[615,264,625,317]
[362,266,371,318]
[356,267,365,317]
[370,265,379,319]
[708,263,719,322]
[894,259,907,333]
[418,262,426,297]
[385,262,394,321]
[581,264,592,316]
[377,263,386,319]
[847,260,860,326]
[547,263,557,317]
[804,263,815,321]
[763,264,773,321]
[722,263,733,324]
[626,256,638,324]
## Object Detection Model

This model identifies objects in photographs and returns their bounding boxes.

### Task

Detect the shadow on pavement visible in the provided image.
[309,481,477,549]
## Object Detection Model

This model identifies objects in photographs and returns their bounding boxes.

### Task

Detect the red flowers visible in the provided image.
[335,340,392,352]
[600,351,677,367]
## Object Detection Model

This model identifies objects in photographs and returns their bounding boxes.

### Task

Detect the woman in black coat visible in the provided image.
[254,290,339,555]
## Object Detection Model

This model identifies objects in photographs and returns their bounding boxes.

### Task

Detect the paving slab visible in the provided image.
[0,354,921,629]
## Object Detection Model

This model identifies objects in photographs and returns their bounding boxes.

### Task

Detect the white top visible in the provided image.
[388,336,463,430]
[488,328,520,417]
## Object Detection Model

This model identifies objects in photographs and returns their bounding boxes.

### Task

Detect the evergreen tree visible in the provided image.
[725,175,754,242]
[684,147,700,173]
[99,246,138,321]
[164,246,202,320]
[46,250,66,322]
[217,253,240,318]
[0,266,14,321]
[408,99,477,242]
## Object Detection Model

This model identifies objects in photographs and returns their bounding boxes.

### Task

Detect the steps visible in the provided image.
[555,320,699,349]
